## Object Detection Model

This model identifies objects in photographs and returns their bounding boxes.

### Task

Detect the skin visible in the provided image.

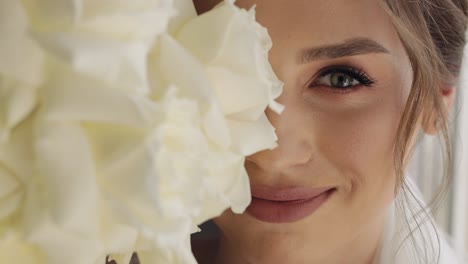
[191,0,455,263]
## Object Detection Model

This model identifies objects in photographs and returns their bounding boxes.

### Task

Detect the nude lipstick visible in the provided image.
[246,186,334,223]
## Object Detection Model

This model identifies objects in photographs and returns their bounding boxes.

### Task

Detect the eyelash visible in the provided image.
[308,65,376,93]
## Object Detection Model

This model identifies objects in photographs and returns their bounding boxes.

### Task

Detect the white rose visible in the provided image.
[23,64,160,264]
[0,1,284,264]
[23,62,207,263]
[0,233,46,264]
[21,0,175,94]
[0,0,43,142]
[0,115,41,262]
[152,0,284,223]
[0,115,34,223]
[152,33,252,218]
[28,39,250,262]
[175,0,284,155]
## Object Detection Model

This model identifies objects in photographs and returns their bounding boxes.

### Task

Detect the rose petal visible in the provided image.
[227,114,278,155]
[0,80,37,142]
[176,2,283,113]
[206,67,269,116]
[157,35,231,148]
[0,1,44,85]
[41,65,159,126]
[168,0,198,33]
[0,234,46,264]
[23,0,174,94]
[0,1,43,142]
[34,118,100,235]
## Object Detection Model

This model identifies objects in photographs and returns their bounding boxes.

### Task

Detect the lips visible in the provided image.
[246,186,335,223]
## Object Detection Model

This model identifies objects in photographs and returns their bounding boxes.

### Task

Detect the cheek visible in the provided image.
[309,97,407,226]
[312,91,408,193]
[316,107,398,173]
[312,62,411,187]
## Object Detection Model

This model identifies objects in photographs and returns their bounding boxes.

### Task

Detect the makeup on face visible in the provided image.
[247,185,336,223]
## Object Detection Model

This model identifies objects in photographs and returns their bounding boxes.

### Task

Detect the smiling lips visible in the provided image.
[246,186,335,223]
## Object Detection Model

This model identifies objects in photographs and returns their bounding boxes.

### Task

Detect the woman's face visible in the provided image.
[194,0,414,263]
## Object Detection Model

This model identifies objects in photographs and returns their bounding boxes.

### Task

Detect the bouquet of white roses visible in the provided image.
[0,0,282,263]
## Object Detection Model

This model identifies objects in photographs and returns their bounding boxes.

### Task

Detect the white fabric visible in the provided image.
[376,177,466,264]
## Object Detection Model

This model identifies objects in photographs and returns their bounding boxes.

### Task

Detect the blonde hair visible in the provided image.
[379,0,467,263]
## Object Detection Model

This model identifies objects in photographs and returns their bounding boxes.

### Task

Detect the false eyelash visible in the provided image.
[318,65,375,87]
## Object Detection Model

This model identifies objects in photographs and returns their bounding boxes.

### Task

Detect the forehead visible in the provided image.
[234,0,402,61]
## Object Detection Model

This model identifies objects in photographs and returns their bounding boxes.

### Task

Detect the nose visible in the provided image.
[247,103,314,173]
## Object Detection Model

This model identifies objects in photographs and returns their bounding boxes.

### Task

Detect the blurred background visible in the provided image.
[408,40,468,253]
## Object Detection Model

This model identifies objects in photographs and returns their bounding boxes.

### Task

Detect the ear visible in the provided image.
[422,86,456,135]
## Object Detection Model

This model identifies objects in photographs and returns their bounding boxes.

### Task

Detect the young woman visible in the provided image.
[191,0,468,263]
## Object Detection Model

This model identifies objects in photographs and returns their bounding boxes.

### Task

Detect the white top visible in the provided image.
[375,177,466,264]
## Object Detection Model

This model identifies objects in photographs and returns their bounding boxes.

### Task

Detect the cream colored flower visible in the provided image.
[22,63,160,264]
[0,113,34,224]
[27,56,248,263]
[146,0,283,241]
[153,33,252,219]
[152,0,284,222]
[21,0,175,94]
[176,0,284,155]
[97,83,243,263]
[0,116,42,262]
[0,0,43,142]
[0,1,283,264]
[0,233,46,264]
[22,62,204,263]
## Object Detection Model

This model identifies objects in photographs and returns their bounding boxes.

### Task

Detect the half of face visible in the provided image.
[194,0,415,263]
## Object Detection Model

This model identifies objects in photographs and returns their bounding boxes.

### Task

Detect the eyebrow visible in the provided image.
[298,37,390,64]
